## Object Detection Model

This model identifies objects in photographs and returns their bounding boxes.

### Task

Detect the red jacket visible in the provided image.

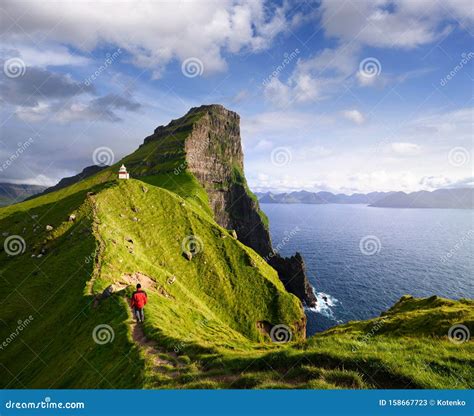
[131,289,147,309]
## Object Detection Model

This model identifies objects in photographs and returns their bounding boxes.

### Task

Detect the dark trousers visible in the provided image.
[134,307,144,322]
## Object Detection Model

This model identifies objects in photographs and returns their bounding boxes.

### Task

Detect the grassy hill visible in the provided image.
[1,106,472,389]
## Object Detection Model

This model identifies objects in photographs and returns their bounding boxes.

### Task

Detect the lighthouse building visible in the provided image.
[118,164,130,179]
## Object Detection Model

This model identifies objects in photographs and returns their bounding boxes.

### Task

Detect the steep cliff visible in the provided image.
[142,104,317,307]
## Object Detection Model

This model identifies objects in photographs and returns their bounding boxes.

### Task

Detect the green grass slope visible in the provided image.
[0,169,304,388]
[0,107,472,389]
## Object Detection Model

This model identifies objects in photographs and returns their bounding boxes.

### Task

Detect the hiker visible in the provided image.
[131,283,147,323]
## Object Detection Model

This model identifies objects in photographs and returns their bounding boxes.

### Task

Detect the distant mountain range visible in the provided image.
[0,183,46,206]
[30,165,107,199]
[256,188,474,209]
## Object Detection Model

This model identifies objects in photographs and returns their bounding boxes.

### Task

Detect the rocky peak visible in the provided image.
[141,104,317,307]
[183,105,317,307]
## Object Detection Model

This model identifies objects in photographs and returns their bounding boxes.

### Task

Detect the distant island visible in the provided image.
[256,188,474,209]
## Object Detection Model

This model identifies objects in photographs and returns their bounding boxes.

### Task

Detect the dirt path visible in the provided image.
[131,321,182,375]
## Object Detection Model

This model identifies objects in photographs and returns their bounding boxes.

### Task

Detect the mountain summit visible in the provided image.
[126,104,316,306]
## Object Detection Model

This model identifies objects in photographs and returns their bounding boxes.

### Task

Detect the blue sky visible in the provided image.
[0,0,472,193]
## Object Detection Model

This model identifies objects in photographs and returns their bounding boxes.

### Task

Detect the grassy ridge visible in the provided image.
[0,107,472,388]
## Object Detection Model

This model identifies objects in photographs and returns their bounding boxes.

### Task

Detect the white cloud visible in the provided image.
[0,0,293,77]
[1,44,90,68]
[342,109,366,125]
[263,0,471,106]
[318,0,471,49]
[389,142,421,156]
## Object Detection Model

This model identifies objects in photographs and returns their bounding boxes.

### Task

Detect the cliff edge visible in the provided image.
[143,104,317,307]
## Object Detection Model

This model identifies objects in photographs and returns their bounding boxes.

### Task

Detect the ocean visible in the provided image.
[260,203,474,335]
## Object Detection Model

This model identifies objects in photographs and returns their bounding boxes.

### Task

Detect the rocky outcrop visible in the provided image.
[268,253,316,307]
[145,104,317,307]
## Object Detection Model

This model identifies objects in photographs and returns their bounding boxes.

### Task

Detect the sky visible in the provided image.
[0,0,472,194]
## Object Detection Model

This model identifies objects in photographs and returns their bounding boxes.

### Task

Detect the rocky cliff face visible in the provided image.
[145,104,317,307]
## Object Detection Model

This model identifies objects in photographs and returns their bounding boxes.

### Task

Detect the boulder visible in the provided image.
[68,214,76,222]
[45,225,53,231]
[182,250,192,261]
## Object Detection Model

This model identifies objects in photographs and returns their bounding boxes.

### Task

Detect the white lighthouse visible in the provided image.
[118,164,129,180]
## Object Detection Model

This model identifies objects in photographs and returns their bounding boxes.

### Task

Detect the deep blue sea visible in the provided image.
[261,203,474,335]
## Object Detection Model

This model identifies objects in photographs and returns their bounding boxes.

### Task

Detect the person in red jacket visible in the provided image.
[131,283,147,323]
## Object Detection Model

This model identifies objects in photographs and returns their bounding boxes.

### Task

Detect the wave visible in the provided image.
[305,290,341,322]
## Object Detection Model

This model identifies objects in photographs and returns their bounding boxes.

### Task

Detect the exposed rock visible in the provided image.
[181,105,316,307]
[136,104,317,308]
[157,286,174,299]
[268,253,317,307]
[45,225,53,231]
